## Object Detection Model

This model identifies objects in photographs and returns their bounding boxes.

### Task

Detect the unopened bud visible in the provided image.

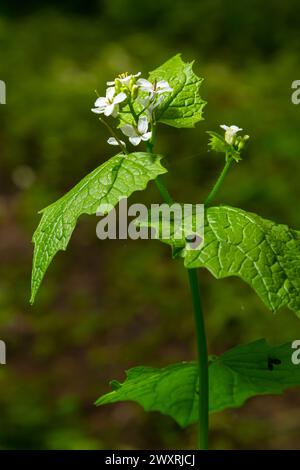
[114,79,122,93]
[131,84,139,100]
[129,76,136,91]
[237,134,249,151]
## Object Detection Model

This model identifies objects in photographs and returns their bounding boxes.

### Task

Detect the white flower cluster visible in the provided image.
[220,124,242,145]
[92,72,173,148]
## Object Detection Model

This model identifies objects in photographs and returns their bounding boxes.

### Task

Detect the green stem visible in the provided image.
[187,268,209,450]
[145,138,208,449]
[146,141,153,153]
[145,137,236,449]
[204,156,233,206]
[154,175,173,205]
[129,101,139,124]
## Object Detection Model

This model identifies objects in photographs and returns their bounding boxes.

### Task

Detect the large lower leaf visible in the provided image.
[146,205,300,317]
[30,152,166,303]
[96,339,300,427]
[149,54,206,128]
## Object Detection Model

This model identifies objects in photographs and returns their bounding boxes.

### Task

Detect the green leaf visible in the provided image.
[30,152,167,303]
[136,202,205,257]
[96,362,198,428]
[96,339,300,427]
[146,205,300,317]
[185,206,300,316]
[207,131,228,154]
[207,131,242,162]
[149,54,206,128]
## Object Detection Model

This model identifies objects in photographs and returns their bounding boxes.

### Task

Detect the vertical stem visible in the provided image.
[187,268,209,450]
[154,175,173,205]
[144,129,237,449]
[146,141,174,206]
[146,141,153,153]
[129,101,139,124]
[204,156,233,206]
[145,140,209,450]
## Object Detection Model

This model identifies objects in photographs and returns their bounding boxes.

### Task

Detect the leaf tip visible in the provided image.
[29,288,36,305]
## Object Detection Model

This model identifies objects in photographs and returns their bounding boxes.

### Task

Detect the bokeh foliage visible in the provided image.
[0,0,300,449]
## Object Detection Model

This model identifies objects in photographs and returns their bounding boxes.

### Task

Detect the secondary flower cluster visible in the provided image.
[220,124,249,153]
[207,124,249,162]
[91,72,173,148]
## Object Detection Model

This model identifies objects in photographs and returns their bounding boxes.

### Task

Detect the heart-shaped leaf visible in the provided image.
[31,152,166,303]
[149,54,206,128]
[96,339,300,427]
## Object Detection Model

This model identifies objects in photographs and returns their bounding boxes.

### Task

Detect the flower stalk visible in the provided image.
[98,117,128,154]
[204,155,233,206]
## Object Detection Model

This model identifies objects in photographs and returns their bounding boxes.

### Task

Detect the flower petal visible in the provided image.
[106,87,115,100]
[120,76,131,86]
[141,131,152,142]
[94,97,106,107]
[107,137,125,146]
[104,104,115,116]
[129,136,142,146]
[121,124,137,138]
[220,124,229,131]
[154,95,164,107]
[138,116,149,134]
[91,107,104,114]
[137,97,150,107]
[157,80,173,93]
[107,137,119,145]
[111,105,119,117]
[230,125,243,132]
[137,78,153,90]
[114,92,127,104]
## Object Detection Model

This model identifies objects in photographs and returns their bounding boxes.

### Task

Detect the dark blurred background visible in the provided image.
[0,0,300,449]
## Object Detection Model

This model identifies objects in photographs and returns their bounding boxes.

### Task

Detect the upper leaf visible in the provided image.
[30,152,167,303]
[146,205,300,317]
[149,54,206,128]
[96,339,300,427]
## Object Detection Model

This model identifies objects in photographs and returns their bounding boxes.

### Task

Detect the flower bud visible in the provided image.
[237,135,250,151]
[114,79,122,93]
[131,84,139,100]
[129,76,136,91]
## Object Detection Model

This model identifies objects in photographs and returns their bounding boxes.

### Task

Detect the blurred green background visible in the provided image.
[0,0,300,450]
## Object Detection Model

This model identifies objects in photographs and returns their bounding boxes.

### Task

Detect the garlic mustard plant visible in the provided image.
[30,55,300,450]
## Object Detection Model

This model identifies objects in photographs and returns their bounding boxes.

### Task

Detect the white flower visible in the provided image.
[121,116,152,146]
[137,78,173,95]
[220,124,243,144]
[137,94,164,120]
[107,72,141,88]
[107,137,125,147]
[91,87,126,117]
